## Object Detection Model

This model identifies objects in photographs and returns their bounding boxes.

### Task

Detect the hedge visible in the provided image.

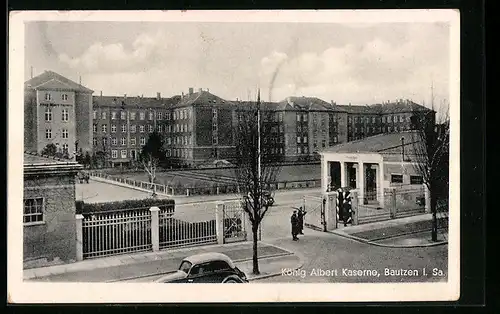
[76,198,175,215]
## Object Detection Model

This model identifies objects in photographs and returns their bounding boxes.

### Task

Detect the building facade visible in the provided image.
[23,152,83,265]
[24,71,94,157]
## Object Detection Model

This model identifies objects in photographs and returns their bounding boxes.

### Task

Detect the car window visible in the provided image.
[190,263,210,276]
[211,260,231,272]
[178,261,192,273]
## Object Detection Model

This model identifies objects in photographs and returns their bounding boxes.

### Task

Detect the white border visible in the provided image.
[8,9,460,303]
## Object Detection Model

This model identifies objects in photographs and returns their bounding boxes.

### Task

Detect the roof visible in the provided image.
[92,95,176,108]
[25,70,93,93]
[184,252,235,267]
[279,96,347,112]
[24,152,83,175]
[370,100,431,114]
[337,105,377,114]
[320,131,422,154]
[174,91,235,108]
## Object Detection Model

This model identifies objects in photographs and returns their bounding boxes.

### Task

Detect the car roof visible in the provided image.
[184,252,235,268]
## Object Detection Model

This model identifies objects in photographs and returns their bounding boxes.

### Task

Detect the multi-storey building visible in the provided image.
[91,93,176,167]
[24,71,94,157]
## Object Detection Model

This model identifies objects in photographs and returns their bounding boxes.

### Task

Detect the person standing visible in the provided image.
[291,210,299,241]
[297,207,307,235]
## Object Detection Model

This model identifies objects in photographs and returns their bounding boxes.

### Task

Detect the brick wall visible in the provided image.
[23,174,77,263]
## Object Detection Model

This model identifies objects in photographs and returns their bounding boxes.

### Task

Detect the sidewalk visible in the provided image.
[24,241,301,282]
[331,214,448,247]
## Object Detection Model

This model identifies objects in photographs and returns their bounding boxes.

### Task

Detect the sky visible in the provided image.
[24,20,450,111]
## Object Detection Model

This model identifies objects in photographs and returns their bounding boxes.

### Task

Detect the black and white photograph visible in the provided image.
[8,10,460,303]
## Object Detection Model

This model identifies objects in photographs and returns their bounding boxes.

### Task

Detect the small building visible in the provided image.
[23,152,83,267]
[320,131,428,212]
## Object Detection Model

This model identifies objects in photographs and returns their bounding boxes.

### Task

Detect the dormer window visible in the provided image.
[62,94,68,101]
[44,93,51,101]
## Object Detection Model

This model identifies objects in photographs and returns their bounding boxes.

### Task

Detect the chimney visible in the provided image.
[124,94,127,99]
[189,88,194,95]
[198,88,203,93]
[100,91,102,97]
[157,92,161,100]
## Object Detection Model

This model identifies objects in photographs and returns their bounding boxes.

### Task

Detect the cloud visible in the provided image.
[258,28,449,105]
[58,31,168,74]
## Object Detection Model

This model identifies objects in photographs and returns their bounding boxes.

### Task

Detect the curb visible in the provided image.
[330,229,448,248]
[107,251,294,283]
[248,259,304,282]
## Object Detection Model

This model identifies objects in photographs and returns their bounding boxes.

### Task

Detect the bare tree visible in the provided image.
[139,131,166,198]
[409,101,450,242]
[233,91,282,275]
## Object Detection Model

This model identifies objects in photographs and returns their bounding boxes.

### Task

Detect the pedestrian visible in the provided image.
[297,207,307,235]
[290,210,299,241]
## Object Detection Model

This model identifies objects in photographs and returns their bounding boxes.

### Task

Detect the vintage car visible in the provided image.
[155,252,248,283]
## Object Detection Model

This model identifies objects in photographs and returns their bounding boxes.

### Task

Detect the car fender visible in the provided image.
[222,275,245,283]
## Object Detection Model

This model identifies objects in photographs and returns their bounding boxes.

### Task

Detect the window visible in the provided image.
[62,94,68,101]
[111,125,117,133]
[111,150,118,159]
[112,137,117,145]
[348,116,352,123]
[111,111,117,120]
[130,138,136,146]
[157,125,163,133]
[121,138,126,146]
[140,125,145,133]
[62,129,68,139]
[157,112,162,120]
[45,107,52,122]
[167,137,171,145]
[121,111,126,120]
[167,125,171,133]
[399,115,404,122]
[186,109,190,119]
[45,129,52,139]
[93,138,97,146]
[297,147,302,154]
[304,146,309,154]
[372,117,376,123]
[391,174,404,183]
[93,124,97,133]
[140,137,146,145]
[279,112,283,122]
[103,138,107,146]
[296,137,301,144]
[130,112,136,120]
[140,112,145,120]
[297,125,302,132]
[313,140,317,148]
[279,125,284,133]
[62,143,69,154]
[122,125,127,133]
[333,136,338,143]
[23,198,44,224]
[173,111,177,120]
[130,125,136,133]
[296,114,301,122]
[322,140,326,148]
[149,125,154,133]
[303,136,308,143]
[93,111,97,120]
[303,114,308,122]
[62,109,69,122]
[410,175,423,185]
[44,93,51,101]
[149,112,154,120]
[102,124,107,133]
[121,150,127,158]
[166,112,171,120]
[101,112,107,120]
[212,109,217,119]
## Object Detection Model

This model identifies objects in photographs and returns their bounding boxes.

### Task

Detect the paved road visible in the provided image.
[258,230,448,283]
[76,180,323,240]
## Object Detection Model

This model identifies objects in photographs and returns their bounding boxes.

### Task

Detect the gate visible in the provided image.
[303,195,325,231]
[222,201,247,243]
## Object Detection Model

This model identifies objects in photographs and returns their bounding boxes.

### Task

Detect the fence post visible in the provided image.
[186,188,190,196]
[215,202,225,244]
[216,186,220,195]
[390,188,397,219]
[351,191,359,225]
[424,184,431,213]
[75,214,84,261]
[171,187,175,196]
[149,207,160,252]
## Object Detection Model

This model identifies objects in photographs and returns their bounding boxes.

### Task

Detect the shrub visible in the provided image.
[76,198,175,215]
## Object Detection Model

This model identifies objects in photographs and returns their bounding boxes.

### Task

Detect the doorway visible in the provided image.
[329,162,341,190]
[365,165,377,202]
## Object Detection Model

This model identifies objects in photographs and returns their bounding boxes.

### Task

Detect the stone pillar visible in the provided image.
[324,192,337,231]
[358,162,365,204]
[75,214,84,261]
[340,161,346,188]
[149,206,160,252]
[351,191,359,225]
[215,202,225,244]
[321,155,328,192]
[424,184,431,213]
[186,188,190,196]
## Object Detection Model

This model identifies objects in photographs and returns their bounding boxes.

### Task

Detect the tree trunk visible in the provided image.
[252,224,260,275]
[431,193,438,242]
